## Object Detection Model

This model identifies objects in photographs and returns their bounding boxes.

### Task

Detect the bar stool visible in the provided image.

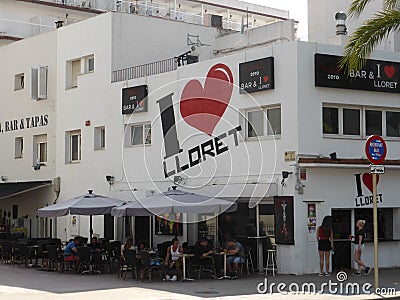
[265,249,277,276]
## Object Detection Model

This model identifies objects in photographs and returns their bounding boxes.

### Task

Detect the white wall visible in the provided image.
[308,0,398,51]
[0,0,97,40]
[111,12,218,71]
[214,19,295,56]
[0,30,57,183]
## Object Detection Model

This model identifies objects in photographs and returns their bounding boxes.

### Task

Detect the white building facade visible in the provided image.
[0,1,399,275]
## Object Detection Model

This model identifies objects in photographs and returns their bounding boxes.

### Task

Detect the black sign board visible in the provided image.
[239,57,274,94]
[315,54,400,94]
[274,196,294,245]
[122,85,148,114]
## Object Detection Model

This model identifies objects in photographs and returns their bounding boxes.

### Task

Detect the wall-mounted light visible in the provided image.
[329,152,337,160]
[174,175,185,185]
[335,11,347,35]
[105,175,115,185]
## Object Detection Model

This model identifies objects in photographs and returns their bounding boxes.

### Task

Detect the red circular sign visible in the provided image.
[365,135,387,164]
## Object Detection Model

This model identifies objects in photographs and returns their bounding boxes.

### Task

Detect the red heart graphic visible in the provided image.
[384,65,396,79]
[180,64,233,136]
[263,75,269,83]
[362,173,380,194]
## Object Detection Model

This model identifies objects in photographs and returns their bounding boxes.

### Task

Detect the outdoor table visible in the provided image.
[215,252,233,279]
[177,253,194,281]
[245,236,270,274]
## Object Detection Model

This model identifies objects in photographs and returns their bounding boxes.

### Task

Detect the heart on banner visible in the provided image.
[180,64,233,136]
[362,173,380,194]
[384,65,396,79]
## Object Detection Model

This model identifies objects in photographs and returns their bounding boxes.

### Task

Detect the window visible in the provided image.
[246,106,281,138]
[87,57,94,72]
[94,126,105,150]
[323,106,361,136]
[66,55,94,89]
[267,107,281,135]
[15,137,23,159]
[71,59,81,88]
[324,105,400,139]
[65,130,81,163]
[33,134,47,163]
[343,108,360,135]
[386,111,400,137]
[366,110,382,136]
[355,208,393,241]
[247,110,264,137]
[31,66,48,100]
[14,73,24,90]
[129,124,151,146]
[322,107,339,134]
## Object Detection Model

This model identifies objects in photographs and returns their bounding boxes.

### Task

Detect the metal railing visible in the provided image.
[38,0,254,31]
[0,19,53,39]
[112,57,177,82]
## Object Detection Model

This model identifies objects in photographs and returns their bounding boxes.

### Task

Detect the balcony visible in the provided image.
[112,57,177,82]
[32,0,287,32]
[0,19,53,40]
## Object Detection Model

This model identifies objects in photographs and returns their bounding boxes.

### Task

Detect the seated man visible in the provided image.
[194,238,213,258]
[64,236,80,262]
[194,238,216,277]
[164,238,183,281]
[224,239,245,278]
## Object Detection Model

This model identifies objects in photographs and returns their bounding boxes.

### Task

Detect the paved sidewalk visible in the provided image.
[0,264,398,299]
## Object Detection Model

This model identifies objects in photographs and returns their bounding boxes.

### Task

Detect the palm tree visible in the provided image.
[339,0,400,73]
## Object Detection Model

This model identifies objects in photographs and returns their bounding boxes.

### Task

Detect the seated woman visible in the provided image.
[121,237,135,260]
[164,238,183,281]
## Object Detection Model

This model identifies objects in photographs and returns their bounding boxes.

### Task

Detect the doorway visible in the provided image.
[331,209,352,270]
[135,216,150,247]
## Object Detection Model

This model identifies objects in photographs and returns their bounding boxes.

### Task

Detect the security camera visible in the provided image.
[282,171,293,179]
[335,11,347,35]
[105,175,114,185]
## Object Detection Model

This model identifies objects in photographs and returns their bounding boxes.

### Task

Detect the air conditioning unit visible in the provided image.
[204,14,223,28]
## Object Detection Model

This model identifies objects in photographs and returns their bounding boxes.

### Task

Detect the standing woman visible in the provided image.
[353,220,371,276]
[317,216,334,276]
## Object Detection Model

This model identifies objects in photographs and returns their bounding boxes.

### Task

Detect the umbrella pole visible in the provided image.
[90,215,93,240]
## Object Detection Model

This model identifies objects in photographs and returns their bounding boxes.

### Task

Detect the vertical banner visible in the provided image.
[307,203,317,233]
[68,215,80,237]
[274,196,294,245]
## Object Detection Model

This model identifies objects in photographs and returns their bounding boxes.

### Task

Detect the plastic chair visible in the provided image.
[122,249,138,280]
[140,250,164,282]
[76,247,92,274]
[45,245,59,271]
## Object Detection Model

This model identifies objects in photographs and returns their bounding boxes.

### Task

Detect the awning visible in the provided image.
[0,181,52,200]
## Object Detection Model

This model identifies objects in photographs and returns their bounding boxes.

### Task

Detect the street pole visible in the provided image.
[372,173,379,291]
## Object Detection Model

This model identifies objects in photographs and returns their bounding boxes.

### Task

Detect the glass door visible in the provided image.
[331,209,352,270]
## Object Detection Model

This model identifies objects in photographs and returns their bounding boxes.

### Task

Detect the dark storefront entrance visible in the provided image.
[332,209,352,270]
[221,201,275,271]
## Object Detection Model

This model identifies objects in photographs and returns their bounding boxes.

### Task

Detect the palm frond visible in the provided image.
[383,0,398,10]
[339,9,400,74]
[349,0,375,18]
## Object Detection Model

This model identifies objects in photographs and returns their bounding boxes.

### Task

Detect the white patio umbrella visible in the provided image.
[37,190,125,238]
[111,189,236,217]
